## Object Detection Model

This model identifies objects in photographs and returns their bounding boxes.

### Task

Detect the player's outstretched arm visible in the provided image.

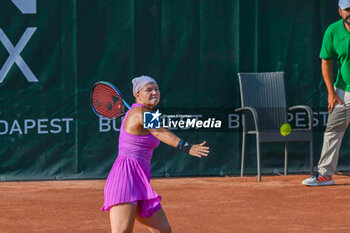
[148,127,210,157]
[131,106,210,157]
[148,127,181,147]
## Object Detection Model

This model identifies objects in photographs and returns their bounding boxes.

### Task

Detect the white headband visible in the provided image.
[132,75,157,96]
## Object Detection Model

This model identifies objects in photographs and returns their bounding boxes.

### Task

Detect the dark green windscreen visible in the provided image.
[0,0,347,181]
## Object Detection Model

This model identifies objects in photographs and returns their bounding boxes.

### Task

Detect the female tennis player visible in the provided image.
[101,75,210,233]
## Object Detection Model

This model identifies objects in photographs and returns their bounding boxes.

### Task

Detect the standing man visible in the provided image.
[303,0,350,186]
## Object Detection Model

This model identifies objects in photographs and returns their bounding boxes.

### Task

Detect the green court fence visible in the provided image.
[0,0,348,180]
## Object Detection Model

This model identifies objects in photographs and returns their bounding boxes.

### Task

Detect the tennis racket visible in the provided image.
[90,81,131,119]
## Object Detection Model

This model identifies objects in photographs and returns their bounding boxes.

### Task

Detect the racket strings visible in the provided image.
[92,84,124,119]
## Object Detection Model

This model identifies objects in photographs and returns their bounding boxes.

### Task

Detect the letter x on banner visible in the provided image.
[0,28,38,83]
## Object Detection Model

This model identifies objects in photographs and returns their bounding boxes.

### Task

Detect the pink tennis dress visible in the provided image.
[101,103,161,217]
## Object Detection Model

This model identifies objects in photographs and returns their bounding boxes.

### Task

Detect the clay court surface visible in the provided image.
[1,174,350,233]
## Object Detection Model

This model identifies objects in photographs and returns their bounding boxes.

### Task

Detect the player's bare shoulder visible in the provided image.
[124,105,151,135]
[125,105,149,126]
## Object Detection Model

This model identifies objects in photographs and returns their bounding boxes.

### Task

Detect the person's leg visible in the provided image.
[302,89,350,186]
[136,207,172,233]
[317,104,349,178]
[110,203,137,233]
[318,88,350,178]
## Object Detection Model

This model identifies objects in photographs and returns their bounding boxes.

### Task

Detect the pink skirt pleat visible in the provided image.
[101,155,161,217]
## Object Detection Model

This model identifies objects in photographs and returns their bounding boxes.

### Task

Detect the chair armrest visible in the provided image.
[235,107,259,132]
[288,105,313,130]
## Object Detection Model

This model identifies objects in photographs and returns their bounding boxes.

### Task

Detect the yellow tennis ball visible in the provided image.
[280,123,292,136]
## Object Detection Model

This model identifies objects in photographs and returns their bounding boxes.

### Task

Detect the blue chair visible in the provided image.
[235,72,314,181]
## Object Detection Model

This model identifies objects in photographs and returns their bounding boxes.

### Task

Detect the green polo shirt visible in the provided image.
[320,19,350,92]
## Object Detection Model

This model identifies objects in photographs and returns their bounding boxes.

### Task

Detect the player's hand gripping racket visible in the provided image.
[90,81,131,119]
